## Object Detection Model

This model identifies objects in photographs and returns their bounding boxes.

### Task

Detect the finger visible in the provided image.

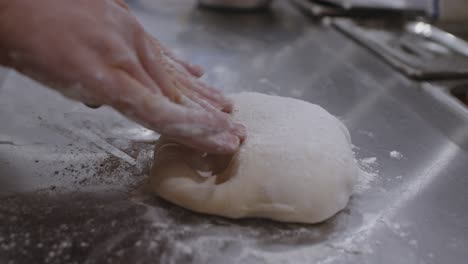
[177,93,248,151]
[135,36,237,141]
[137,37,184,101]
[173,76,229,113]
[113,0,130,10]
[231,122,247,142]
[174,130,242,154]
[113,59,162,95]
[148,39,233,112]
[176,92,238,136]
[184,63,204,78]
[84,103,102,109]
[173,89,243,148]
[177,76,233,113]
[111,70,234,138]
[196,86,233,113]
[158,41,205,78]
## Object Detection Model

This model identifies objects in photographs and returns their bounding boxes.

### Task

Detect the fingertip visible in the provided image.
[84,103,102,109]
[173,131,241,154]
[188,64,205,78]
[209,87,232,109]
[232,123,247,142]
[210,133,241,154]
[221,98,234,113]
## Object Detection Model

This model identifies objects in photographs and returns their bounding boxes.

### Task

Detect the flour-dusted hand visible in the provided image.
[0,0,245,153]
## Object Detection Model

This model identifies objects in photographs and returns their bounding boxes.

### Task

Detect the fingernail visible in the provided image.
[190,64,205,76]
[221,98,234,113]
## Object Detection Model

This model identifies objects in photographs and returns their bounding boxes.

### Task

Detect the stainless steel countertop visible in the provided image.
[1,1,468,263]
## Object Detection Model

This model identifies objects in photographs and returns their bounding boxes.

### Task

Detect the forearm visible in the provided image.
[0,0,13,67]
[0,0,9,14]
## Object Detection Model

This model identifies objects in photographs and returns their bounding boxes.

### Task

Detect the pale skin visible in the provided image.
[0,0,246,154]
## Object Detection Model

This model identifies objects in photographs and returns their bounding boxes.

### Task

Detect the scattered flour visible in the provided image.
[354,170,378,194]
[390,151,403,160]
[357,130,374,138]
[355,157,379,193]
[361,157,377,165]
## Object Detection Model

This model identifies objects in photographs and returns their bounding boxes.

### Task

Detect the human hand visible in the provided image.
[0,0,245,153]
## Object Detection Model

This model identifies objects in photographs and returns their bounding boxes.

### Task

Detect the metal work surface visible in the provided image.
[1,1,468,263]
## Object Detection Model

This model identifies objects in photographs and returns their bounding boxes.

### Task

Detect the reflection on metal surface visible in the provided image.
[406,21,468,56]
[423,83,468,118]
[409,21,432,36]
[419,82,468,152]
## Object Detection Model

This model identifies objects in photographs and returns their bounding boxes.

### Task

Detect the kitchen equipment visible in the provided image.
[290,0,426,18]
[319,0,427,12]
[198,0,272,10]
[334,18,468,80]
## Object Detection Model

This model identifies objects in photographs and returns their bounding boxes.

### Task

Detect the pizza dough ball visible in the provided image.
[149,92,358,224]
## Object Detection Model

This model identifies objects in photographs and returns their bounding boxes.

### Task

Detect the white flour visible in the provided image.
[354,157,379,193]
[390,150,404,160]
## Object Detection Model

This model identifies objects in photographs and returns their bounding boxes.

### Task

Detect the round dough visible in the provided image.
[149,92,358,224]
